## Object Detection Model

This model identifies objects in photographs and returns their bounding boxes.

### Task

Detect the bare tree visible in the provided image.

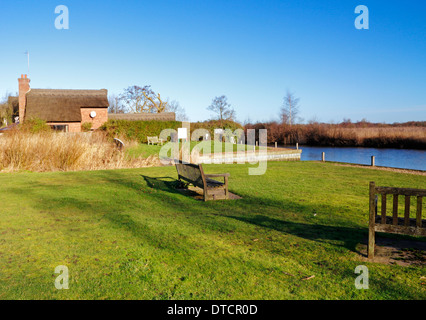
[0,92,14,127]
[142,88,168,113]
[280,91,300,126]
[108,94,126,114]
[207,95,236,127]
[165,100,188,121]
[119,85,168,113]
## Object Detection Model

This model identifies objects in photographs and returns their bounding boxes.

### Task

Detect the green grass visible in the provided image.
[0,161,425,299]
[126,141,259,159]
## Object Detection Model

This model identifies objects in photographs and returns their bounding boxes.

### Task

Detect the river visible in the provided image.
[298,146,426,171]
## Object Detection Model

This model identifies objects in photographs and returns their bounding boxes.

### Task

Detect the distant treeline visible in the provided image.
[244,121,426,150]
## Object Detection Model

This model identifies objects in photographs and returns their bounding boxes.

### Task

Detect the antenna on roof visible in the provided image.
[24,50,29,75]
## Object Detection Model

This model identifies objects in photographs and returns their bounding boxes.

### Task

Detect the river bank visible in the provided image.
[299,145,426,171]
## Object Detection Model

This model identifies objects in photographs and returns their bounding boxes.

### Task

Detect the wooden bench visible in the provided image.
[175,162,230,201]
[368,181,426,259]
[147,136,164,145]
[113,138,125,151]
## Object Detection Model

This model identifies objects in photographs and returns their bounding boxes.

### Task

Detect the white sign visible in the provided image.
[178,128,187,139]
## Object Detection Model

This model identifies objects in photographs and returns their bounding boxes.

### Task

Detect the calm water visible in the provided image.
[298,146,426,171]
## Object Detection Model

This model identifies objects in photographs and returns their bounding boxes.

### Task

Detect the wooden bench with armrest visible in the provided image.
[368,181,426,259]
[175,162,229,201]
[147,136,164,145]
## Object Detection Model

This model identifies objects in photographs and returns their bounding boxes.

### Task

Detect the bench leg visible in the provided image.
[368,227,375,259]
[224,177,229,199]
[368,181,376,259]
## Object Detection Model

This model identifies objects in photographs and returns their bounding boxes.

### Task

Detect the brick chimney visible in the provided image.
[18,74,30,123]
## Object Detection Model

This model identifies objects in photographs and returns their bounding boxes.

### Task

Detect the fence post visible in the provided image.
[296,143,298,150]
[322,152,325,162]
[275,142,277,149]
[371,156,375,167]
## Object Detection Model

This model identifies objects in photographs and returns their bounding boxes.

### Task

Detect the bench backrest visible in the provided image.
[113,138,125,150]
[175,162,206,188]
[148,136,158,142]
[369,181,426,236]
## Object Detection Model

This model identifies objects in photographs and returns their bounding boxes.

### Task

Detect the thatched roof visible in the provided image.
[25,89,108,122]
[108,112,176,122]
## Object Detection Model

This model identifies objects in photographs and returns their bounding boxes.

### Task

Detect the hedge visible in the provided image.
[100,119,244,143]
[100,119,182,143]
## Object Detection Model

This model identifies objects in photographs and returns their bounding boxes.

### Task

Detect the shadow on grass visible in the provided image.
[137,173,366,255]
[141,175,187,193]
[224,214,364,254]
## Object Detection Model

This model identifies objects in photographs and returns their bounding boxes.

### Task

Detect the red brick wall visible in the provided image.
[80,108,108,130]
[47,122,81,132]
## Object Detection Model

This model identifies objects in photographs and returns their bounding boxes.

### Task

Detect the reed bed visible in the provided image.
[338,126,426,141]
[0,130,160,172]
[305,126,426,148]
[245,122,426,149]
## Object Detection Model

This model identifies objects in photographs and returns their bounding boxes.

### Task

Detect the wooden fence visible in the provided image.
[368,181,426,259]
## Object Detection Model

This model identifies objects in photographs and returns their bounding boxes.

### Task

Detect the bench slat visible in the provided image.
[381,194,387,225]
[375,186,426,197]
[375,223,426,237]
[404,196,411,227]
[392,194,398,226]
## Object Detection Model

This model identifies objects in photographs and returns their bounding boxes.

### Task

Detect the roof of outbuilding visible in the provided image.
[108,112,176,121]
[25,89,108,122]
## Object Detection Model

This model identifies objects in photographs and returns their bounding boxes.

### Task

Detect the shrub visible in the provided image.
[19,118,51,134]
[81,122,93,132]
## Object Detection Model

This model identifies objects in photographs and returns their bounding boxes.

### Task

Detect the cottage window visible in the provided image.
[51,125,69,132]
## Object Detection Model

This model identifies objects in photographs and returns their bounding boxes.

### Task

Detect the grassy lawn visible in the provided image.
[126,141,259,159]
[0,161,425,299]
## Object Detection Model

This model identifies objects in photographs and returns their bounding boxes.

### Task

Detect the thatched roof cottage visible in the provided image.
[13,74,109,132]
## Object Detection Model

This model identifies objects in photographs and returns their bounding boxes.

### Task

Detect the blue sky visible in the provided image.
[0,0,425,123]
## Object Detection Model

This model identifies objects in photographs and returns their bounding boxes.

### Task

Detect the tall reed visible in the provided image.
[0,130,160,172]
[244,122,426,149]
